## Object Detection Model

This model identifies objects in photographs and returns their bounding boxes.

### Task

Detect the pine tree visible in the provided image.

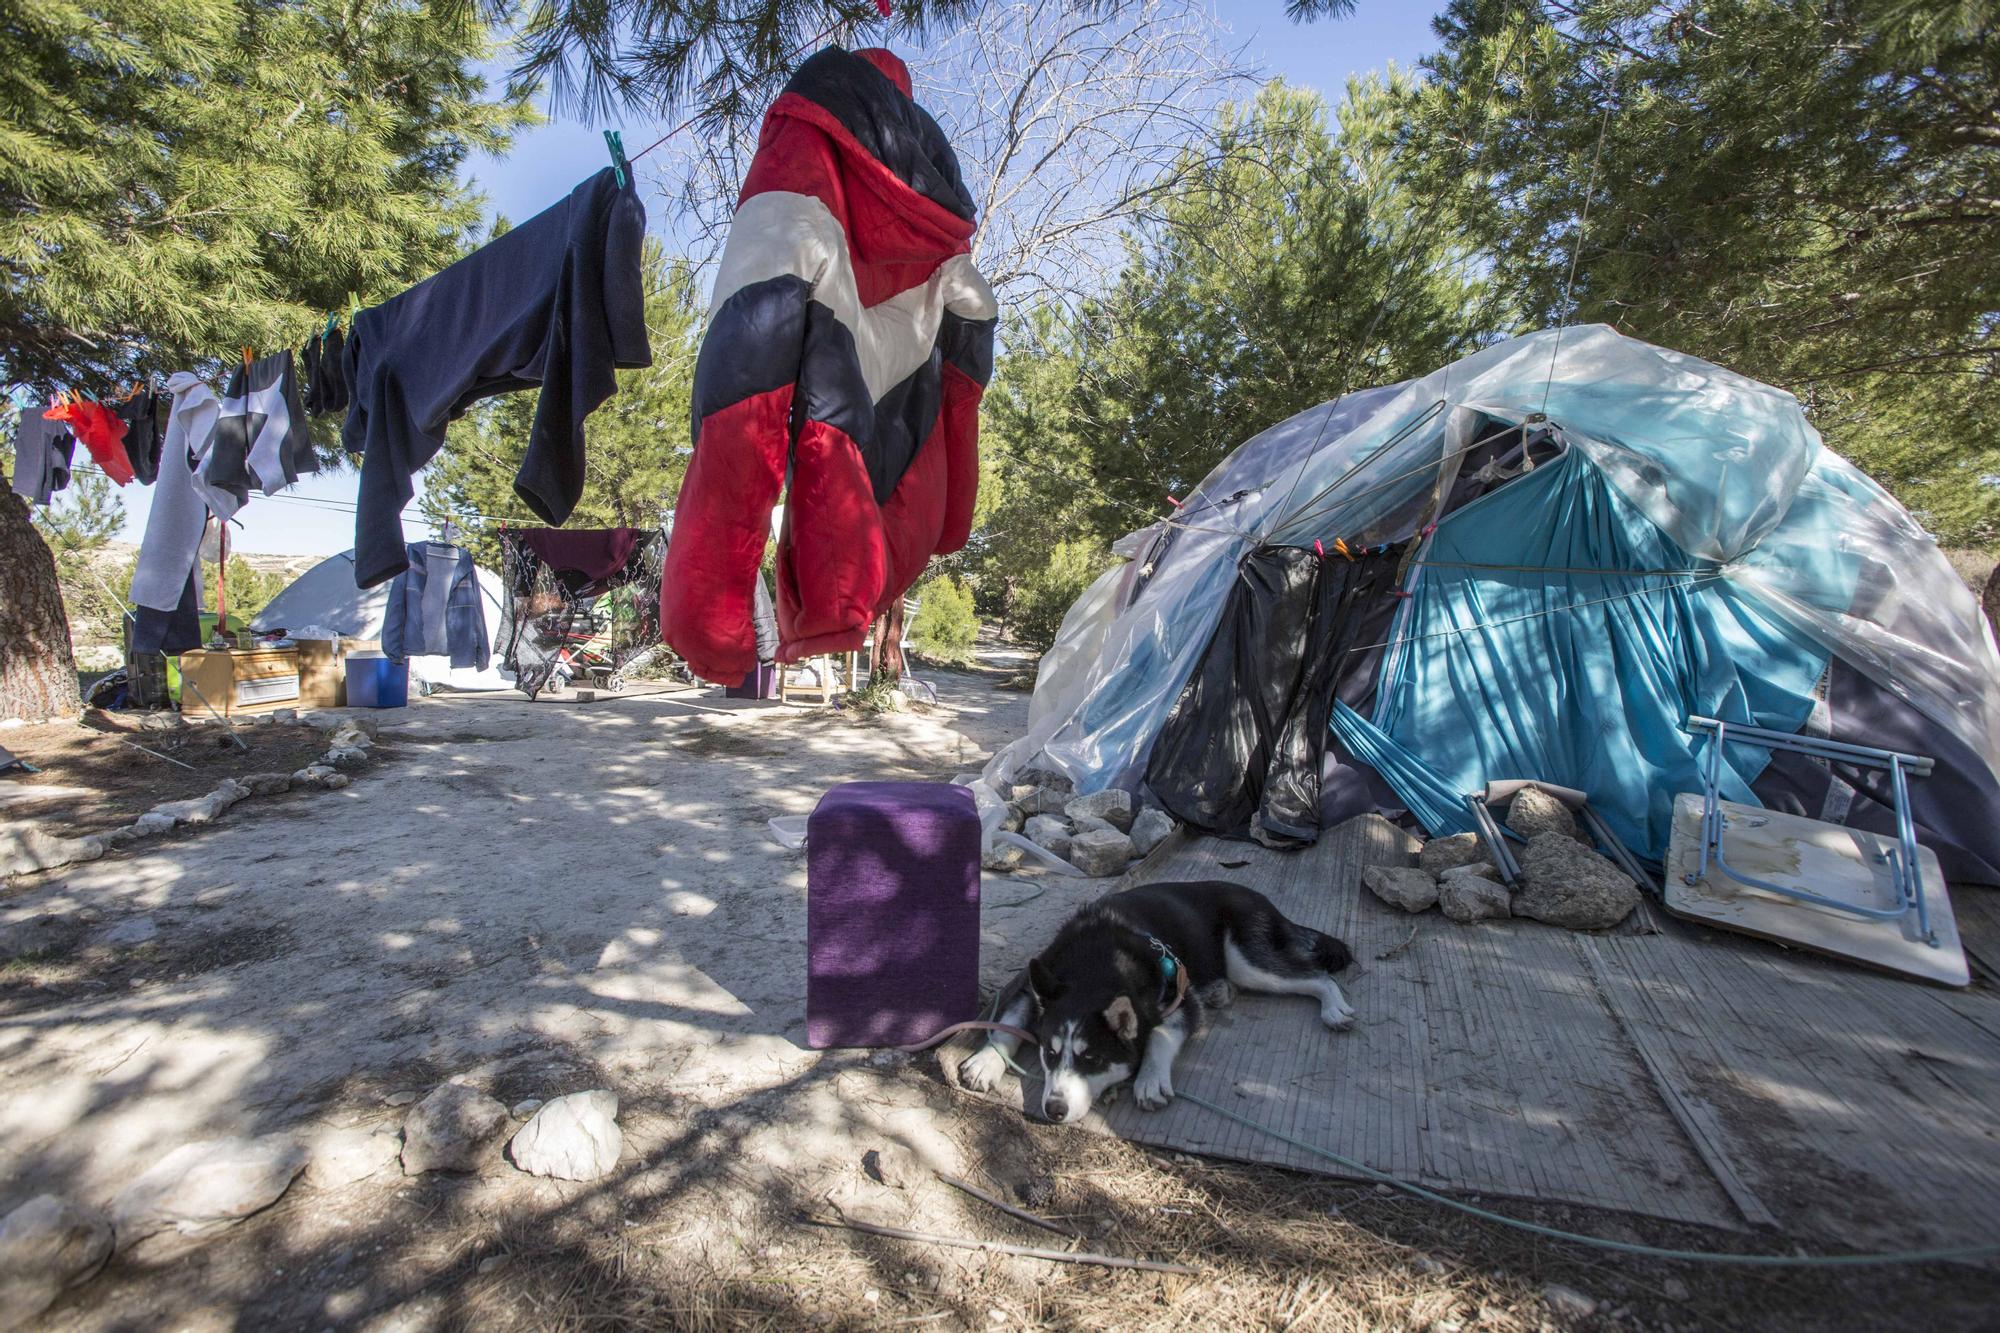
[0,0,530,721]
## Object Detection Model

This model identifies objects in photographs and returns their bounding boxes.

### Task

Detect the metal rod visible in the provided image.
[116,737,197,771]
[179,678,250,751]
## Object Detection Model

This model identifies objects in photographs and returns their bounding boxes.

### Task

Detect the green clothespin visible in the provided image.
[604,130,628,188]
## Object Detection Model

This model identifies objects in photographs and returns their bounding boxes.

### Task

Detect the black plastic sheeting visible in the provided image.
[1146,544,1404,844]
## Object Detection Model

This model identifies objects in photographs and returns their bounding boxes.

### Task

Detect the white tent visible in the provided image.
[251,550,515,692]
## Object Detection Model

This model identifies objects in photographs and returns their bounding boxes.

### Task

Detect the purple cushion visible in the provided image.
[807,782,981,1048]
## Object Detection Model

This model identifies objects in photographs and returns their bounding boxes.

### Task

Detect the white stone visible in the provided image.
[508,1090,622,1182]
[1012,786,1069,816]
[239,771,293,797]
[323,746,370,770]
[1129,807,1175,856]
[1363,865,1439,913]
[147,780,248,828]
[130,811,177,836]
[304,1126,401,1189]
[0,821,105,877]
[111,1135,305,1247]
[1063,789,1134,832]
[384,1090,418,1107]
[1416,832,1490,876]
[981,841,1025,872]
[98,916,159,947]
[321,772,352,790]
[1437,865,1511,924]
[1068,827,1135,877]
[1023,815,1072,859]
[271,709,298,724]
[0,1194,112,1325]
[1542,1283,1597,1318]
[1515,833,1640,930]
[401,1084,509,1174]
[1505,787,1580,842]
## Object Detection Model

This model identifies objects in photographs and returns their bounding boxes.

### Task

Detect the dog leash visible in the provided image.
[897,1020,1038,1054]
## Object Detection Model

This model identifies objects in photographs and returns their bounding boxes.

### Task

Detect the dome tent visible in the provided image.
[251,549,516,693]
[984,326,2000,885]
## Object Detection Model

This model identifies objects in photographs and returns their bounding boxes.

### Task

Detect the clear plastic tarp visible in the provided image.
[984,325,2000,802]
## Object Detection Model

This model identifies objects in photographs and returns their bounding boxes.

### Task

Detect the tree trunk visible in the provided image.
[0,490,83,722]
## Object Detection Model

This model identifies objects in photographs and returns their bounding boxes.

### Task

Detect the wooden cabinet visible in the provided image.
[177,647,301,717]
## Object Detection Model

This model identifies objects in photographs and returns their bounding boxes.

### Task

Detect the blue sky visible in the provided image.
[107,1,1440,558]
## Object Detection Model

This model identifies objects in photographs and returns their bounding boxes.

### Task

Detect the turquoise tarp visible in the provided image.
[1363,447,1836,860]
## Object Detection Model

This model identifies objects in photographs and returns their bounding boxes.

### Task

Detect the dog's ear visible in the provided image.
[1028,956,1064,1002]
[1102,995,1139,1043]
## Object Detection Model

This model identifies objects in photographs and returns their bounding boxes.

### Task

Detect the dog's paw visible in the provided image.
[1320,996,1357,1031]
[1134,1068,1175,1110]
[959,1046,1009,1092]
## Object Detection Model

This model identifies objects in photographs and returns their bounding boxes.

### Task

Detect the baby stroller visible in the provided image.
[500,527,669,701]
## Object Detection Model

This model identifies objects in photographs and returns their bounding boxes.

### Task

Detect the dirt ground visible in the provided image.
[2,655,1996,1331]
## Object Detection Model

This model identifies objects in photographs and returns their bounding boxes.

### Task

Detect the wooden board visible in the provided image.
[976,820,2000,1244]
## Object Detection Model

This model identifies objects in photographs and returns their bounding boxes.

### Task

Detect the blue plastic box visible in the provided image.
[344,654,409,708]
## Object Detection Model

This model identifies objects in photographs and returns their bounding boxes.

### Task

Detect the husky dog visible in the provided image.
[958,880,1355,1123]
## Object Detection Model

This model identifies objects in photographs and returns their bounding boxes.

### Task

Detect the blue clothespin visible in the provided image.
[604,130,628,188]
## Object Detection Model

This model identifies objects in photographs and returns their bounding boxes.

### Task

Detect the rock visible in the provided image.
[0,914,79,962]
[997,804,1025,834]
[1335,813,1424,860]
[1437,865,1511,924]
[1129,807,1175,856]
[343,714,381,740]
[99,916,159,947]
[401,1085,509,1174]
[139,712,186,731]
[1023,815,1072,860]
[510,1099,543,1121]
[0,1195,113,1325]
[239,772,293,797]
[1661,1277,1690,1302]
[0,822,106,877]
[1070,814,1116,837]
[861,1145,919,1191]
[1012,786,1069,816]
[1068,827,1136,877]
[508,1090,621,1182]
[1015,767,1073,795]
[384,1090,418,1108]
[1363,865,1439,914]
[305,1127,401,1189]
[477,1254,508,1275]
[323,746,370,770]
[1505,786,1580,842]
[981,841,1025,872]
[1063,789,1134,832]
[1514,832,1640,930]
[111,1135,306,1246]
[1417,832,1490,876]
[1541,1283,1596,1319]
[271,709,298,724]
[321,773,351,790]
[299,710,343,730]
[148,780,248,827]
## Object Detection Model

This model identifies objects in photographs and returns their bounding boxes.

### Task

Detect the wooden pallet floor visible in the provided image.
[976,818,2000,1245]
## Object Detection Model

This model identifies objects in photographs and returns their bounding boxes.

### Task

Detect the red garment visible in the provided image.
[45,400,133,485]
[657,47,996,683]
[515,526,645,581]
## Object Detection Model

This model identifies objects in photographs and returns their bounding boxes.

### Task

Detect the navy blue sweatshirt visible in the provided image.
[345,168,651,588]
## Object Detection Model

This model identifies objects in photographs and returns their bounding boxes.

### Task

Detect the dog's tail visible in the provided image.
[1285,920,1352,974]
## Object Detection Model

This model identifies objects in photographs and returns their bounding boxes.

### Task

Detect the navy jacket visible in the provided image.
[382,542,490,671]
[346,168,651,588]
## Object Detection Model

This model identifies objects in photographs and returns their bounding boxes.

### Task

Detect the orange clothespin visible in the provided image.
[1333,538,1356,561]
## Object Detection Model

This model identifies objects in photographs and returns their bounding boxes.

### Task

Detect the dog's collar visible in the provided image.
[1147,935,1189,1018]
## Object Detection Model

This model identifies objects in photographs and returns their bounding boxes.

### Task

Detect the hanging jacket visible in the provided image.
[216,350,315,496]
[381,541,490,670]
[116,388,166,486]
[132,372,239,614]
[658,46,997,683]
[9,407,74,504]
[345,168,651,590]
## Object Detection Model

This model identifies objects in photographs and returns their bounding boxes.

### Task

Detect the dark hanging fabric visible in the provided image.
[1145,544,1406,844]
[216,349,315,495]
[130,567,203,656]
[302,327,351,417]
[9,407,75,504]
[115,389,165,486]
[1255,549,1405,844]
[345,167,651,589]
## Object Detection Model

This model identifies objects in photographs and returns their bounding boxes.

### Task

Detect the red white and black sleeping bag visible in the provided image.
[660,46,997,683]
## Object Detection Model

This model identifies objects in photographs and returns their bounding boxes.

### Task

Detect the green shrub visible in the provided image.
[1008,540,1111,650]
[907,575,979,663]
